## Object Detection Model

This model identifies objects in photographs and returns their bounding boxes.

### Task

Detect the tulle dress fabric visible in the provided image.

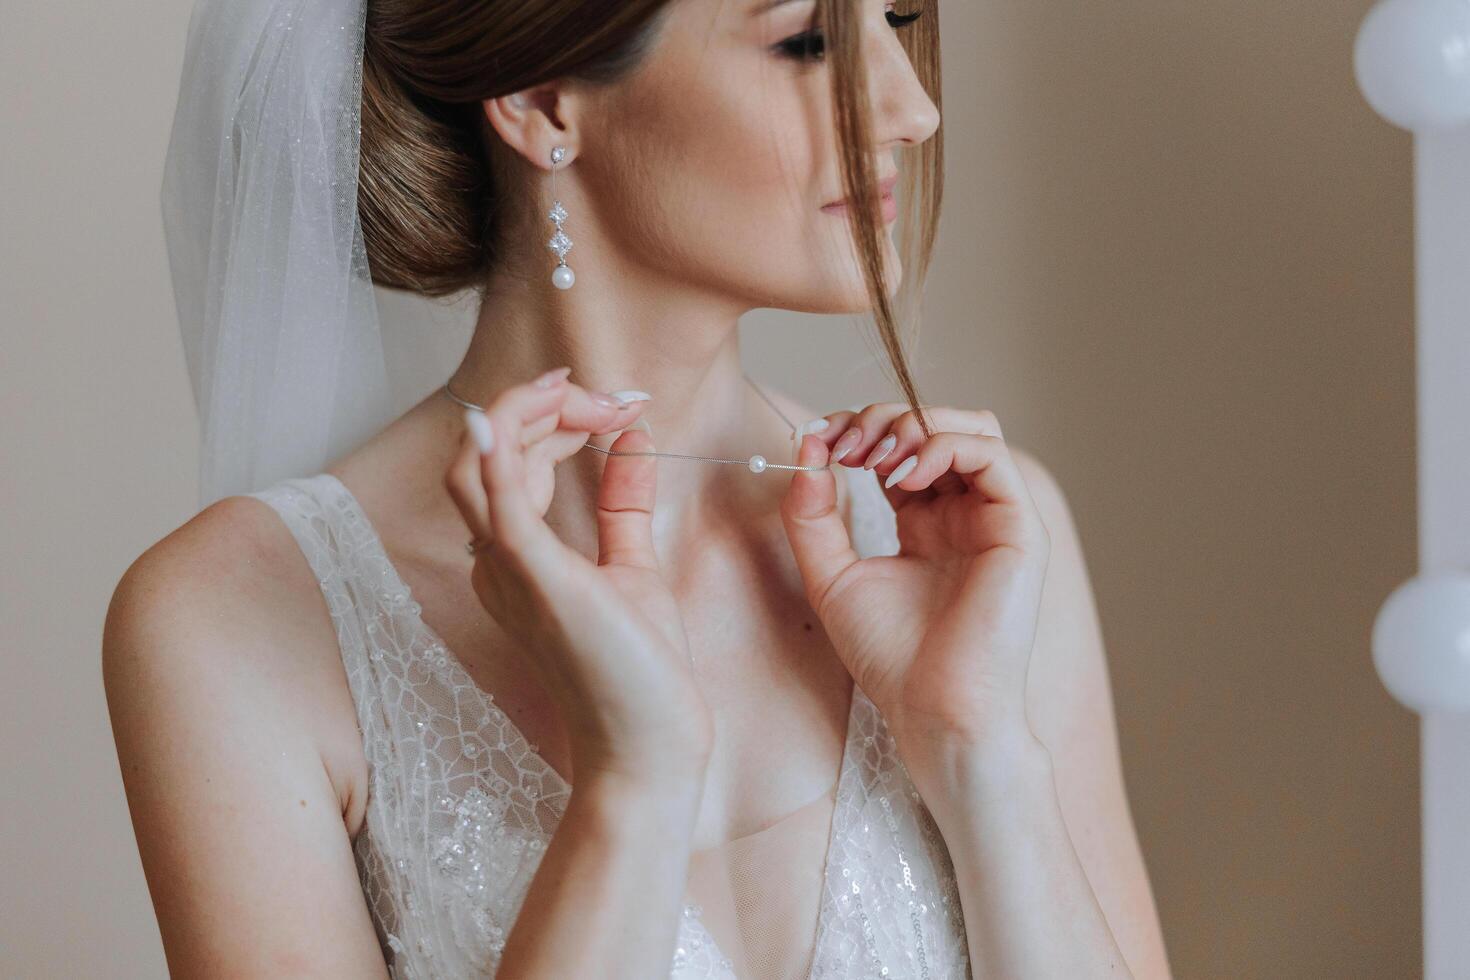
[248,461,971,978]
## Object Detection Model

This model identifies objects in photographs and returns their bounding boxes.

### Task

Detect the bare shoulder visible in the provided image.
[104,493,369,835]
[1007,444,1174,980]
[103,495,386,974]
[1007,444,1063,527]
[1005,444,1113,752]
[1005,443,1105,764]
[1006,444,1105,751]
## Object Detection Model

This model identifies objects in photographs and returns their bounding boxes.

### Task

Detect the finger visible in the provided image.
[518,381,651,448]
[467,376,593,558]
[790,409,856,463]
[451,371,649,577]
[519,387,651,476]
[862,407,1002,497]
[477,387,574,558]
[595,427,661,572]
[826,402,919,467]
[446,422,492,542]
[446,374,584,556]
[448,407,523,557]
[780,432,862,612]
[883,430,1032,506]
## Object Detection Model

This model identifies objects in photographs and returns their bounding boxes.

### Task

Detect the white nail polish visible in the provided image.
[533,365,572,388]
[464,409,494,453]
[864,433,897,469]
[791,419,828,462]
[608,389,652,405]
[885,454,918,489]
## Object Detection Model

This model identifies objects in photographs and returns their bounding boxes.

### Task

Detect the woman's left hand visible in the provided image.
[779,402,1051,752]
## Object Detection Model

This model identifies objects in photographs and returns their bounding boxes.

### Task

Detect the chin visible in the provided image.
[829,287,901,315]
[750,260,905,316]
[793,274,906,313]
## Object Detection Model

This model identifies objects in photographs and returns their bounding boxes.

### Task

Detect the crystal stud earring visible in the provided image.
[547,145,574,290]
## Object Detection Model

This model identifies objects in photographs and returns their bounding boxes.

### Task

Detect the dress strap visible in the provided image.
[249,475,342,585]
[245,474,383,681]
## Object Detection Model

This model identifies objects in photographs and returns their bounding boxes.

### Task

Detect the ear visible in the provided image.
[482,84,581,170]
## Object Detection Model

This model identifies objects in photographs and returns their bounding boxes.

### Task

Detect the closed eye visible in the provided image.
[772,5,926,63]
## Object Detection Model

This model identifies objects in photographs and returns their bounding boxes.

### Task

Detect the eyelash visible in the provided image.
[773,6,924,63]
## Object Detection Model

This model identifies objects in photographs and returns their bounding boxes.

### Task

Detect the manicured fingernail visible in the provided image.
[790,423,817,464]
[464,409,494,453]
[884,454,918,489]
[590,391,623,408]
[534,365,573,388]
[831,427,861,462]
[863,433,897,469]
[800,417,831,434]
[608,389,652,405]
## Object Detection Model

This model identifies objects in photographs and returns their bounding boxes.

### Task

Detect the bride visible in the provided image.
[104,0,1170,976]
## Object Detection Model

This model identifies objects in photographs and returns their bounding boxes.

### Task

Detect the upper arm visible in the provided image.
[1012,447,1174,980]
[102,498,387,979]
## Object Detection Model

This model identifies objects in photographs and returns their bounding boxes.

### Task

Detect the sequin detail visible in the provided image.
[247,448,969,978]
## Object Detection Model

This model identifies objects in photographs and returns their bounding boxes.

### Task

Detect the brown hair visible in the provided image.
[359,0,943,434]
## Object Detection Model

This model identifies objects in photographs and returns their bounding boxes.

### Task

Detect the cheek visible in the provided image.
[595,52,888,312]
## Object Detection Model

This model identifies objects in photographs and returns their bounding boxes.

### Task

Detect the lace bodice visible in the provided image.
[248,461,971,978]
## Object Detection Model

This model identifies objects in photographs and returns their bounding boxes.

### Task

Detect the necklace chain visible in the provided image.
[442,373,829,473]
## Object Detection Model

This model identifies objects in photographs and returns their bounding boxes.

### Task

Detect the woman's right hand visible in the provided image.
[444,366,712,791]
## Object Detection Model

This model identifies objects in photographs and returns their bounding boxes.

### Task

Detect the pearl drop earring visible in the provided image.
[546,145,574,290]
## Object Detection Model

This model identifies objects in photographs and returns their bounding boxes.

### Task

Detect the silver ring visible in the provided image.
[466,538,485,554]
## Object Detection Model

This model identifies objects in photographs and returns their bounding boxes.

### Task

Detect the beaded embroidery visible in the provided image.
[248,452,969,978]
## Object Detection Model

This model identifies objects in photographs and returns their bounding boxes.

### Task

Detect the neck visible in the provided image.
[440,260,805,559]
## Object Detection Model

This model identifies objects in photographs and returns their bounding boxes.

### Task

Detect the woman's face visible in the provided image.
[576,0,941,315]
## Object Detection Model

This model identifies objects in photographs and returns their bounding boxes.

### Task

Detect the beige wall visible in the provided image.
[1,0,1417,976]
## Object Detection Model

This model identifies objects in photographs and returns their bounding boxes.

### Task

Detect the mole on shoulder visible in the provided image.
[802,621,813,631]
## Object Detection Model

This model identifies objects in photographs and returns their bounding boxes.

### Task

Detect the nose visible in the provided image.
[866,15,941,149]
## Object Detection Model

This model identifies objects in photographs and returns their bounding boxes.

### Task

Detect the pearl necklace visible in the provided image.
[442,373,831,474]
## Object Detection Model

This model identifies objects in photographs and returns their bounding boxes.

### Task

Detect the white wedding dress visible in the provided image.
[248,459,972,979]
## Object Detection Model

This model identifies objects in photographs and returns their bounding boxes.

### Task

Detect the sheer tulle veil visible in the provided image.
[161,0,424,509]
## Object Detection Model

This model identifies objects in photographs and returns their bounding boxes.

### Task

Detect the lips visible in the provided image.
[822,173,900,211]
